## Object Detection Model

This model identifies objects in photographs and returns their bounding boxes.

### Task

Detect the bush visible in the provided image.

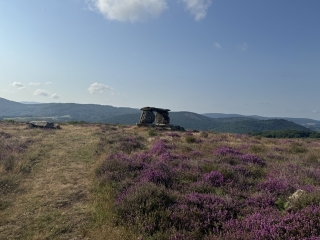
[115,182,176,236]
[148,129,158,137]
[185,136,196,143]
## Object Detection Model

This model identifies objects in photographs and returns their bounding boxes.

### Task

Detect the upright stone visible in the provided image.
[139,110,155,124]
[155,110,170,125]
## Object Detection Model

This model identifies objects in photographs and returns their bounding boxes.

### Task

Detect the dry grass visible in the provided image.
[2,122,320,239]
[0,122,138,240]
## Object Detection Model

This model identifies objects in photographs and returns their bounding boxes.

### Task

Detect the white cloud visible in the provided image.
[214,42,221,49]
[34,89,51,97]
[29,82,41,86]
[50,93,60,99]
[44,82,53,85]
[88,82,113,94]
[10,82,26,89]
[88,0,168,22]
[238,42,248,52]
[181,0,212,21]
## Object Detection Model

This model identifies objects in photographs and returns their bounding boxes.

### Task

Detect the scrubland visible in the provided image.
[1,121,320,239]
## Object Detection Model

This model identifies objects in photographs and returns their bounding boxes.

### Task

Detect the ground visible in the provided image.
[0,123,137,240]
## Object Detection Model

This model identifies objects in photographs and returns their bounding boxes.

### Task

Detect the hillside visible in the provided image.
[204,113,320,132]
[0,97,139,122]
[105,111,310,133]
[0,98,315,133]
[1,121,320,239]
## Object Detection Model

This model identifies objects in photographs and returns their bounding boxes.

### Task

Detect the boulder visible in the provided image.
[288,189,305,202]
[29,121,55,129]
[171,125,185,131]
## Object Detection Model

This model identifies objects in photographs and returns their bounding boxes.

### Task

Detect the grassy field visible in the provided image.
[0,122,138,240]
[1,122,320,239]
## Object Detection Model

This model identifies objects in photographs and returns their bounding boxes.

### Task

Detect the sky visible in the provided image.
[0,0,319,119]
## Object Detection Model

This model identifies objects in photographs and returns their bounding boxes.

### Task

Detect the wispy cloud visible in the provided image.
[34,89,50,97]
[238,42,248,52]
[29,82,41,86]
[88,82,113,94]
[44,82,53,85]
[33,89,60,99]
[181,0,212,21]
[10,82,26,89]
[88,0,168,22]
[214,42,221,49]
[50,93,60,99]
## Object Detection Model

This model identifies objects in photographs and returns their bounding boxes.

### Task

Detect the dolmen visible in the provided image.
[28,121,55,129]
[137,107,185,131]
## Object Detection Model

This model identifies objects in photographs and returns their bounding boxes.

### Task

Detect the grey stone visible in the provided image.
[140,107,170,112]
[155,111,170,124]
[29,121,55,128]
[137,107,176,128]
[139,110,155,124]
[171,125,185,131]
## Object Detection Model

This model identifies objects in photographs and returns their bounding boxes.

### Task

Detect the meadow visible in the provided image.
[1,121,320,239]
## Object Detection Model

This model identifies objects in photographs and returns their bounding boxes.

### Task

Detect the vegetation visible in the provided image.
[1,121,320,239]
[95,126,320,239]
[251,129,320,138]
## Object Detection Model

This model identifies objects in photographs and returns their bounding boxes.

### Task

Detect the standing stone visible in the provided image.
[139,110,155,124]
[155,111,170,125]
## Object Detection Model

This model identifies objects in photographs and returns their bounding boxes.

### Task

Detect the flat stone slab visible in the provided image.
[140,107,170,112]
[29,121,55,128]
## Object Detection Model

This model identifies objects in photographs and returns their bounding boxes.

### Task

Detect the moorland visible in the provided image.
[1,121,320,239]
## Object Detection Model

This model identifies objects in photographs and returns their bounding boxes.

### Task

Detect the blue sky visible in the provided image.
[1,0,319,119]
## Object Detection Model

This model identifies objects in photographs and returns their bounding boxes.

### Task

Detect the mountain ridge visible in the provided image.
[1,97,318,133]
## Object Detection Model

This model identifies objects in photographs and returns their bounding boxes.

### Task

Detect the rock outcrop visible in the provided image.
[28,121,55,129]
[137,107,184,131]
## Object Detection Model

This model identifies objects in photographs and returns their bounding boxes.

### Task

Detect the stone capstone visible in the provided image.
[29,121,55,128]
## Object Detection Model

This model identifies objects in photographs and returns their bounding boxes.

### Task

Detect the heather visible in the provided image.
[2,121,320,239]
[97,129,320,239]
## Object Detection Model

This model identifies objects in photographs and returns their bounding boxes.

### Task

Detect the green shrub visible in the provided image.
[290,191,320,210]
[289,142,307,153]
[0,175,19,195]
[148,129,158,137]
[200,132,208,138]
[185,136,196,143]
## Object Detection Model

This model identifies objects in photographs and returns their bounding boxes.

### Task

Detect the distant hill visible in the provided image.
[203,113,320,132]
[105,111,309,133]
[0,97,315,133]
[0,97,139,122]
[20,101,41,104]
[0,98,28,117]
